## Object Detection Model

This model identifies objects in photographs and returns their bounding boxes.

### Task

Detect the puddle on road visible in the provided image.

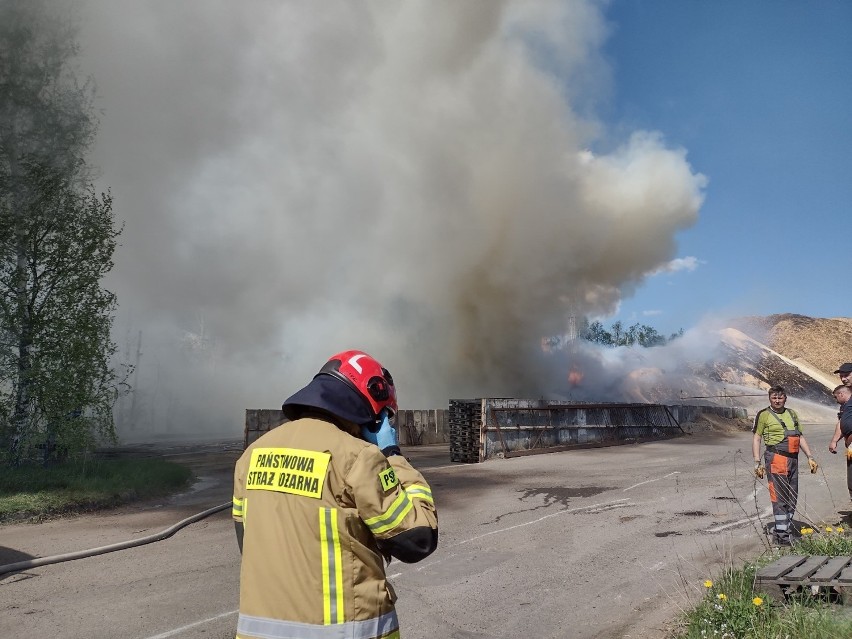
[677,510,709,517]
[487,485,613,525]
[518,485,611,507]
[655,531,682,537]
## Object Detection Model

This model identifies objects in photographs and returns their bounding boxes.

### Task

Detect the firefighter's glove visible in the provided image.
[808,457,819,474]
[361,410,400,457]
[754,462,765,480]
[846,448,852,461]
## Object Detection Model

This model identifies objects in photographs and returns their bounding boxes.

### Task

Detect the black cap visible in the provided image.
[833,363,852,374]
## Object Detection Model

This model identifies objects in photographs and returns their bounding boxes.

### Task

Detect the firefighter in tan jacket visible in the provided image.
[232,350,438,639]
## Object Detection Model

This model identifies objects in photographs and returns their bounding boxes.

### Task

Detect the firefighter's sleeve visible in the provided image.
[232,453,247,553]
[350,447,438,564]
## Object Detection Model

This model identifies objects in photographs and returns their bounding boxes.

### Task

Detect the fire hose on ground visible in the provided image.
[0,501,231,576]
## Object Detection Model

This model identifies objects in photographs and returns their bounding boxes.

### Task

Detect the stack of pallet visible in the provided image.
[448,399,480,463]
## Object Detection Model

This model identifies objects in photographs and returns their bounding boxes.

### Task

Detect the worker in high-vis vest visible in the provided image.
[752,385,818,546]
[232,350,438,639]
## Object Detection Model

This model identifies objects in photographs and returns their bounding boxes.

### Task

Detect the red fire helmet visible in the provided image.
[317,350,397,418]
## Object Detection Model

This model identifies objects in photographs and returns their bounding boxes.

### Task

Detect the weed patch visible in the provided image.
[672,528,852,638]
[0,458,193,522]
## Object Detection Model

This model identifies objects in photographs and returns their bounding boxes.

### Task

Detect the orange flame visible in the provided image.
[567,368,584,386]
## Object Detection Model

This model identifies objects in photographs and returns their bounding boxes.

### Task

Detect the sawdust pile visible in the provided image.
[732,314,852,381]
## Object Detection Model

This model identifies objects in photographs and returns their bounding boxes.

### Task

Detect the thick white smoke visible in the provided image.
[76,1,706,438]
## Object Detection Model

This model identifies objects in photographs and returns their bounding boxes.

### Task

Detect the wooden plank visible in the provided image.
[811,556,852,582]
[839,566,852,584]
[783,556,829,582]
[756,555,808,580]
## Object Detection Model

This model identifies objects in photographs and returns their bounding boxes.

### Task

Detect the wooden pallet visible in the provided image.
[755,555,852,603]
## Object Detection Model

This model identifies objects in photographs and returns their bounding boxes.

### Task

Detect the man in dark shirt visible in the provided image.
[829,383,852,501]
[827,363,852,454]
[836,362,852,388]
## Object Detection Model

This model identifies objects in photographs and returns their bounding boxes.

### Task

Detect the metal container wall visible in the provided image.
[449,399,685,463]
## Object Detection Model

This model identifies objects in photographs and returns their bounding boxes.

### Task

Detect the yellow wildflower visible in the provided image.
[703,580,713,588]
[826,526,834,533]
[717,593,727,601]
[837,527,844,534]
[801,527,813,534]
[753,597,763,606]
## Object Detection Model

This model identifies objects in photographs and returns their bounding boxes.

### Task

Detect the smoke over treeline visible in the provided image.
[72,1,706,438]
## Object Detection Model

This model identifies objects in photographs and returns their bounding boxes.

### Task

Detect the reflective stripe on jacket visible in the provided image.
[232,417,437,639]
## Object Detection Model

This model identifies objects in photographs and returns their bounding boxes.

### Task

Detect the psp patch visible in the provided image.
[379,466,399,492]
[246,447,330,499]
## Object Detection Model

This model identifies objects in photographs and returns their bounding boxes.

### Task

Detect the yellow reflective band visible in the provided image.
[405,484,433,504]
[232,496,244,518]
[246,447,330,499]
[319,508,344,625]
[364,490,413,535]
[379,467,398,491]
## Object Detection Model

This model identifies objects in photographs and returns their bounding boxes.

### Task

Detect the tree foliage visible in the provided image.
[580,319,683,348]
[0,0,122,465]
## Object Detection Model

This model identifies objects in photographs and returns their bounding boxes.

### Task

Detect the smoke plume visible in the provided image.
[75,1,706,437]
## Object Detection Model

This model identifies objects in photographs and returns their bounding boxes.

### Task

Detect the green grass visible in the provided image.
[672,528,852,639]
[793,525,852,555]
[0,458,194,522]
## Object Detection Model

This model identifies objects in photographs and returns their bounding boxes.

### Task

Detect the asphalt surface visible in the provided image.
[2,423,849,639]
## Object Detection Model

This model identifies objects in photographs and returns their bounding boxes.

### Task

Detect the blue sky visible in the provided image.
[599,1,851,335]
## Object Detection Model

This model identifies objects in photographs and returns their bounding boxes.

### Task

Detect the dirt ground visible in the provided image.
[680,412,753,435]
